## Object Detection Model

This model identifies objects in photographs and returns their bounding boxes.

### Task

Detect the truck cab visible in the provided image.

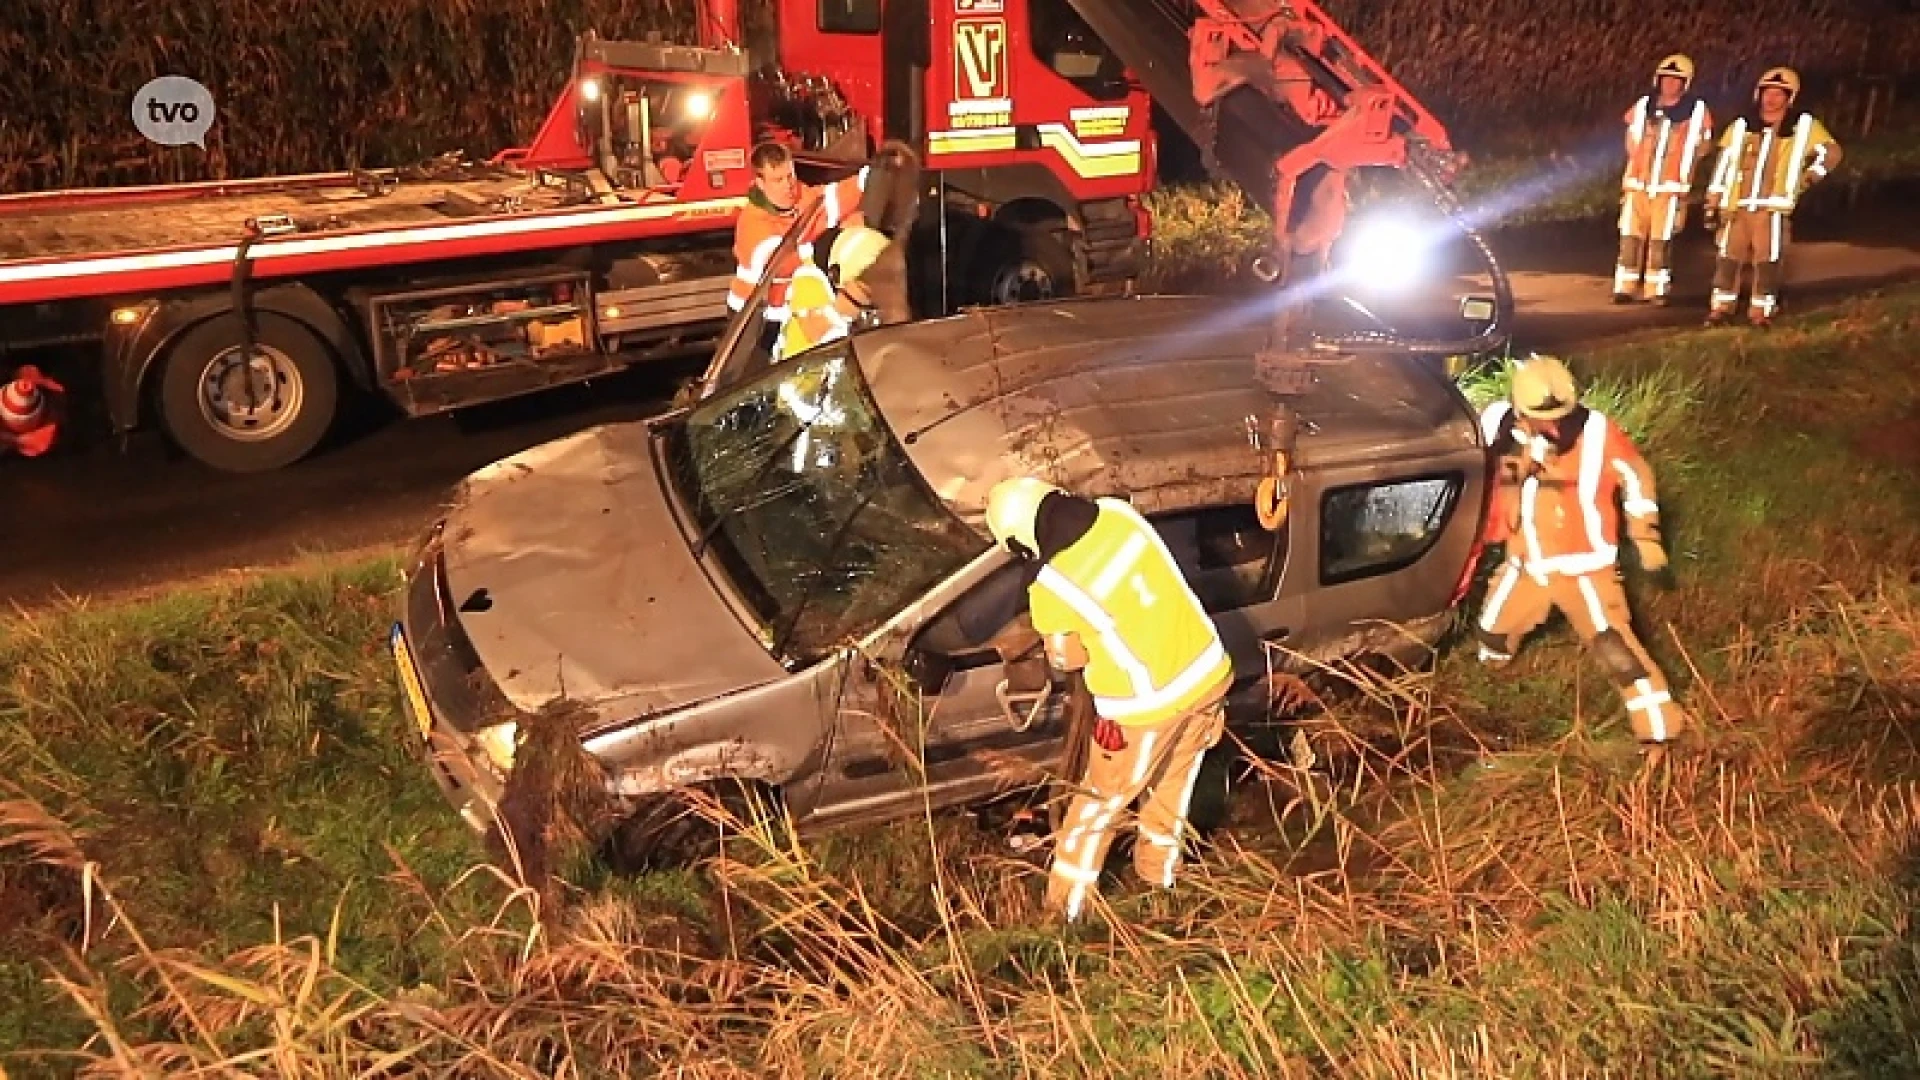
[750,0,1156,312]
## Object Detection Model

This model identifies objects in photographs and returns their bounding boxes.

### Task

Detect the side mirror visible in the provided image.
[1460,294,1496,323]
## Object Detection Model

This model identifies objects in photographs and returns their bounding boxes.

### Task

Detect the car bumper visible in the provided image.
[392,521,509,836]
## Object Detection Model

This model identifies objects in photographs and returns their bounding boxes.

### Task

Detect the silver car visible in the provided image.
[390,198,1495,867]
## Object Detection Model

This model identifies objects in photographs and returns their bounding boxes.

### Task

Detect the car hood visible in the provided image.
[437,422,786,719]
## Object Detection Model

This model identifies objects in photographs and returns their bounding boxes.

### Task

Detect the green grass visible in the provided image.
[5,288,1920,1075]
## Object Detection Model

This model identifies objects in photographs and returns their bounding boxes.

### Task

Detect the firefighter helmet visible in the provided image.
[985,476,1060,558]
[1653,53,1695,91]
[1756,66,1801,105]
[1511,354,1580,421]
[829,225,890,285]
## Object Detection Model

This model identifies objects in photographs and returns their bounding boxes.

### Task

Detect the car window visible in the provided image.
[911,559,1036,659]
[670,345,987,668]
[693,197,830,401]
[1318,474,1462,586]
[1029,0,1129,100]
[1152,504,1283,611]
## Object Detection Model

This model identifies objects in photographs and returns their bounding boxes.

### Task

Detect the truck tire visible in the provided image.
[981,224,1078,307]
[158,311,339,473]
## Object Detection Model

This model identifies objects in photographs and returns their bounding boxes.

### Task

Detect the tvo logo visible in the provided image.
[132,76,217,148]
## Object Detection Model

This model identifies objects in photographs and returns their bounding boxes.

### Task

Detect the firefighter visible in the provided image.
[983,476,1234,922]
[1474,355,1694,757]
[778,225,891,360]
[1702,67,1843,327]
[1614,54,1714,305]
[0,364,66,458]
[726,141,870,354]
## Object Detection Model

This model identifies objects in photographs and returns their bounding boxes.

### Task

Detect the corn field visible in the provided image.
[1319,0,1920,147]
[0,0,1917,192]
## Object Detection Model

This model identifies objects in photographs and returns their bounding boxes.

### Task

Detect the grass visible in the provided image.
[5,287,1920,1074]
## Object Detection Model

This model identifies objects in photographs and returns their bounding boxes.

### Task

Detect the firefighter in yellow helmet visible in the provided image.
[1474,355,1694,757]
[1703,66,1843,327]
[984,476,1233,922]
[776,224,891,361]
[1614,54,1714,305]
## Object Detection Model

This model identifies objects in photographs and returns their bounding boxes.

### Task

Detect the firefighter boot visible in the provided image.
[1642,239,1673,306]
[1613,234,1645,304]
[1748,213,1789,328]
[1750,260,1784,328]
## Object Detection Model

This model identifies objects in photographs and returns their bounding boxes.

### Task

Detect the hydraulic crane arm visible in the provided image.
[1065,0,1512,357]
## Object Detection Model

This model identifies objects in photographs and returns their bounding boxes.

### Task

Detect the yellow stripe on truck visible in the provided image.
[928,124,1143,181]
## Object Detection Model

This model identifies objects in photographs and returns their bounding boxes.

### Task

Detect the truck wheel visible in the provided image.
[158,312,339,473]
[597,779,784,875]
[981,224,1078,307]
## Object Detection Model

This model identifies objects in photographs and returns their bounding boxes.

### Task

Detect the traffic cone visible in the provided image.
[0,365,65,458]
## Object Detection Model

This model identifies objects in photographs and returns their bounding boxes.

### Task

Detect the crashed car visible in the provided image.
[389,192,1495,867]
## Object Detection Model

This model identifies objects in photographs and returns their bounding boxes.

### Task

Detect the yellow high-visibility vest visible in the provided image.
[1708,112,1840,213]
[1029,498,1233,728]
[777,263,852,361]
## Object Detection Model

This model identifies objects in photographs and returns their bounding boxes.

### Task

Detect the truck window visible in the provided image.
[1153,504,1283,611]
[1319,474,1462,586]
[1028,0,1129,101]
[819,0,881,33]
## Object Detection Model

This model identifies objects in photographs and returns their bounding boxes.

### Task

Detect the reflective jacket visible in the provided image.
[1479,402,1661,581]
[726,167,870,322]
[1707,111,1841,214]
[1028,498,1233,728]
[1622,94,1713,194]
[777,263,869,360]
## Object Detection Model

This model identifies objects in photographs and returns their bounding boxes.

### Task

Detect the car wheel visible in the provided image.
[597,779,784,875]
[980,224,1078,308]
[158,312,339,473]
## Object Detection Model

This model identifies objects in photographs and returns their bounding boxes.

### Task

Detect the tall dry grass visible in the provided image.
[4,577,1917,1076]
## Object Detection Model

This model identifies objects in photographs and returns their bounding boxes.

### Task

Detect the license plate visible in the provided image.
[390,623,434,740]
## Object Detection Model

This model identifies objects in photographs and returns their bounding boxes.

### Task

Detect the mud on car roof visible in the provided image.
[848,294,1484,523]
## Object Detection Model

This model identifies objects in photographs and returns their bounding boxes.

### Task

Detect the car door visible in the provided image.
[806,549,1075,827]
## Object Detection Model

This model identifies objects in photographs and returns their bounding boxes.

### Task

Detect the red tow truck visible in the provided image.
[0,0,1156,472]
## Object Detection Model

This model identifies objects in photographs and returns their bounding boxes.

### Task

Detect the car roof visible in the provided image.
[854,294,1479,522]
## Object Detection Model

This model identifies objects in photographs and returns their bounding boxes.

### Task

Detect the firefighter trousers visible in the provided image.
[1712,210,1792,321]
[1045,694,1227,921]
[1475,558,1690,745]
[1616,190,1688,301]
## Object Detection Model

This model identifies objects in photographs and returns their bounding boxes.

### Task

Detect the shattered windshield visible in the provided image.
[668,343,988,667]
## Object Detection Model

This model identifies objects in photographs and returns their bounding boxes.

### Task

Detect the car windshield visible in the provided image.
[667,342,988,667]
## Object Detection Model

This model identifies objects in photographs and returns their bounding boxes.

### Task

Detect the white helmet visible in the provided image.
[984,476,1059,557]
[1511,354,1579,420]
[829,225,890,284]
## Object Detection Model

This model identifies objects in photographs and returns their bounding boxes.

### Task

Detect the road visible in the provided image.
[7,207,1920,611]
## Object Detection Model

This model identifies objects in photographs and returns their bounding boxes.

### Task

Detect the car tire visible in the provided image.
[158,312,339,473]
[979,223,1078,308]
[597,779,784,875]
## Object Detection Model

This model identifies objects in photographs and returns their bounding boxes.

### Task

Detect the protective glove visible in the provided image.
[1702,206,1721,232]
[1634,538,1677,590]
[1093,716,1128,753]
[1634,537,1669,572]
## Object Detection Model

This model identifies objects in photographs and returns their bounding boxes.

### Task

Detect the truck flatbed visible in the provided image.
[0,173,546,260]
[0,168,746,306]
